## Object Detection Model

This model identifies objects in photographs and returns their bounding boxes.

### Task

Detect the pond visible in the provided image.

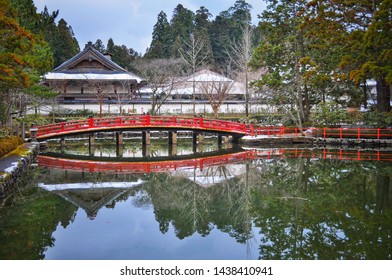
[0,138,391,260]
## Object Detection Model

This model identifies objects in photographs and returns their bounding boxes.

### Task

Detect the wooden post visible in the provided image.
[169,144,177,156]
[142,144,151,157]
[192,132,198,145]
[168,131,177,145]
[89,133,95,147]
[217,135,223,145]
[61,137,65,154]
[89,145,95,157]
[116,145,123,158]
[116,131,123,146]
[198,133,203,144]
[30,127,38,142]
[142,130,151,145]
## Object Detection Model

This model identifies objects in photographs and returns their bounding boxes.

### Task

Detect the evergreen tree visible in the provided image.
[93,39,106,53]
[106,38,115,54]
[302,0,391,112]
[194,6,214,66]
[195,6,212,30]
[341,0,391,112]
[105,38,140,70]
[145,1,256,71]
[210,1,253,72]
[55,18,79,66]
[169,4,195,57]
[0,0,54,124]
[145,11,171,58]
[8,0,54,74]
[251,0,312,124]
[210,12,233,72]
[9,0,40,32]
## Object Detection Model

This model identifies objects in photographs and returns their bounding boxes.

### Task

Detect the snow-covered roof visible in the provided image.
[44,72,143,83]
[167,69,244,96]
[186,69,233,82]
[44,43,144,83]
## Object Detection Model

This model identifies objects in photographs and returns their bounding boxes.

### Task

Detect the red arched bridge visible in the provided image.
[31,115,392,144]
[31,115,261,142]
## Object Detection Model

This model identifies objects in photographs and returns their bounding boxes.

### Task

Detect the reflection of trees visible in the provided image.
[137,163,258,243]
[250,158,392,259]
[0,168,78,260]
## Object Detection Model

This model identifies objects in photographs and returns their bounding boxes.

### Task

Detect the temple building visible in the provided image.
[42,42,144,103]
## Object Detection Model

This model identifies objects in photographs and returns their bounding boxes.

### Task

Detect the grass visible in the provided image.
[0,137,23,159]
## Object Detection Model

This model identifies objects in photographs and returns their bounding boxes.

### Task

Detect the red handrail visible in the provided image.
[33,117,392,140]
[34,115,255,139]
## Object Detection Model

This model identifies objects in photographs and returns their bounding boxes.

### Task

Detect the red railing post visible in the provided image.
[323,127,327,139]
[377,128,380,140]
[340,127,343,139]
[250,124,254,136]
[88,117,94,127]
[357,127,361,140]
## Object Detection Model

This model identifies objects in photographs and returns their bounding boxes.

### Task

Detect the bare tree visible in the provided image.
[199,76,233,118]
[179,33,210,115]
[229,24,254,122]
[134,58,184,115]
[87,79,106,117]
[112,80,137,115]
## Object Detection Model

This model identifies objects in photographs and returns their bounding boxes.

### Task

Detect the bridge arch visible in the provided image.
[31,115,254,144]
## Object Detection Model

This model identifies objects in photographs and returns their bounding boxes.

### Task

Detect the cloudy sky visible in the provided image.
[32,0,266,55]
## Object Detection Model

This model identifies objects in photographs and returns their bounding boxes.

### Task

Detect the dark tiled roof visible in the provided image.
[53,44,127,73]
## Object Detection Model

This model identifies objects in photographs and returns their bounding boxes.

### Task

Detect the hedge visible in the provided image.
[0,137,23,159]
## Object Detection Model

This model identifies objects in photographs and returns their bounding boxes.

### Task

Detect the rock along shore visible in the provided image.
[0,142,40,200]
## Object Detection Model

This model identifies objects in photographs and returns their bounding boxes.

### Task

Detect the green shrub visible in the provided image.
[363,111,392,128]
[310,102,348,127]
[0,136,23,158]
[15,114,50,128]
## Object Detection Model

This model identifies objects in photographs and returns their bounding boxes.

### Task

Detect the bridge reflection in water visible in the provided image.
[38,147,392,174]
[36,146,392,220]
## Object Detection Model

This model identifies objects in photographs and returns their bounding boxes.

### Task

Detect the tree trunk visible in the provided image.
[376,78,391,112]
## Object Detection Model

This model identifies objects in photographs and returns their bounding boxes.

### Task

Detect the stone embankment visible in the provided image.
[0,142,39,200]
[241,135,392,147]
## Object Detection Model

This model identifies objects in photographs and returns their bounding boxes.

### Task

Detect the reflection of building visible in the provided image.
[172,164,246,187]
[39,180,144,219]
[43,42,144,103]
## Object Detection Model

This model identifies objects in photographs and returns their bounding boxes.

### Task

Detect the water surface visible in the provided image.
[1,139,391,260]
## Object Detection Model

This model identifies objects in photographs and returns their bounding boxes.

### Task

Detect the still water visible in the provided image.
[1,138,391,260]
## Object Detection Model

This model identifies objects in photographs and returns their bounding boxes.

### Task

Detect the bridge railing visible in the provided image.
[35,115,252,137]
[34,116,392,140]
[37,151,253,173]
[311,127,392,140]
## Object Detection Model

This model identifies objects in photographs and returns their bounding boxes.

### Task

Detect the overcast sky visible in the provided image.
[32,0,266,55]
